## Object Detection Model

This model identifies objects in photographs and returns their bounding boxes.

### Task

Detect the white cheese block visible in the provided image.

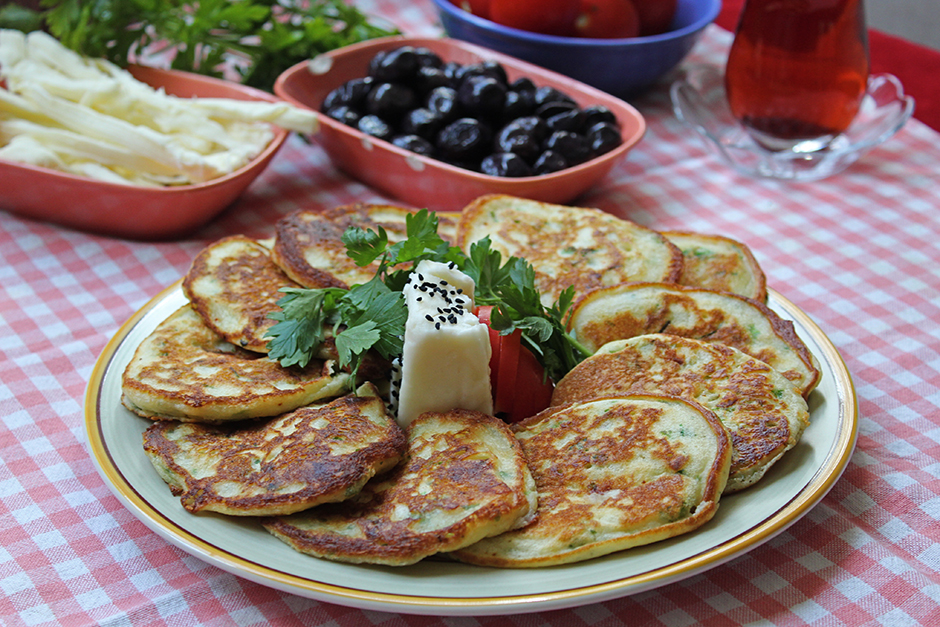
[395,260,493,427]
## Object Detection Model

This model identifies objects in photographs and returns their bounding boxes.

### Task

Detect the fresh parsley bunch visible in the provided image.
[24,0,398,92]
[266,210,592,385]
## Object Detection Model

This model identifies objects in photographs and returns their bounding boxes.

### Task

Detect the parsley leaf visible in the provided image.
[35,0,398,92]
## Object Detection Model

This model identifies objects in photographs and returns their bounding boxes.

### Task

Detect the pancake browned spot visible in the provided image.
[262,409,536,566]
[143,384,407,516]
[122,304,349,423]
[451,395,731,568]
[569,282,820,396]
[182,235,300,353]
[551,334,809,493]
[456,194,683,306]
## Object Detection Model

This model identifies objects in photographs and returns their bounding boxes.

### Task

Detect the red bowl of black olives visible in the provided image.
[274,36,645,210]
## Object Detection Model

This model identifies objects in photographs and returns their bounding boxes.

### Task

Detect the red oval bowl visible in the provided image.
[274,36,646,211]
[1,65,289,240]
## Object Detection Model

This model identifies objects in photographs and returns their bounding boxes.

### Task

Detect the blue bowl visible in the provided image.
[429,0,721,98]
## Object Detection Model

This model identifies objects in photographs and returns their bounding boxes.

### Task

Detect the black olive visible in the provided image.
[495,117,546,162]
[511,76,537,93]
[413,47,444,69]
[533,150,568,174]
[399,107,444,140]
[366,82,416,121]
[502,90,534,121]
[547,108,587,133]
[426,86,460,123]
[455,61,508,87]
[587,122,622,156]
[441,61,462,82]
[357,114,394,141]
[369,46,420,83]
[435,118,492,162]
[582,104,618,129]
[414,66,450,93]
[325,105,361,127]
[457,75,507,118]
[536,100,579,119]
[392,134,436,156]
[534,85,576,107]
[321,77,374,112]
[544,130,591,165]
[500,115,548,143]
[480,152,533,177]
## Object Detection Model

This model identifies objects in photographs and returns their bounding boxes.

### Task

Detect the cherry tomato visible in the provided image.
[488,0,580,37]
[632,0,678,36]
[451,0,491,19]
[476,306,554,422]
[575,0,640,39]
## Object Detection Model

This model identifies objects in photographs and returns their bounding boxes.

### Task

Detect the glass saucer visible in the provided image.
[670,65,915,181]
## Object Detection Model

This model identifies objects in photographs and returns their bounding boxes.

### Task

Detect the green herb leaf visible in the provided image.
[36,0,399,92]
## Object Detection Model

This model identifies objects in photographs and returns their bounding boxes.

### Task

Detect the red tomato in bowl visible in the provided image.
[476,306,554,422]
[632,0,678,36]
[450,0,491,19]
[488,0,580,36]
[575,0,641,39]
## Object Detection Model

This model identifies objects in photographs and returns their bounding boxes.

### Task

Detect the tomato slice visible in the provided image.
[475,305,553,422]
[476,306,501,398]
[495,326,521,416]
[509,342,555,421]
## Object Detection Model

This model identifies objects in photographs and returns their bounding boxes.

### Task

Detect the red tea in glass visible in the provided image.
[725,0,870,151]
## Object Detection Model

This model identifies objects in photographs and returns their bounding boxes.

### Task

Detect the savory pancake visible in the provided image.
[456,194,683,305]
[182,235,300,353]
[451,395,731,568]
[271,204,458,289]
[143,384,407,516]
[663,231,767,302]
[263,409,537,566]
[569,282,820,396]
[551,334,810,492]
[122,305,349,422]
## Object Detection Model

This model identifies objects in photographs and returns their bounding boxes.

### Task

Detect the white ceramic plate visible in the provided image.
[85,283,857,616]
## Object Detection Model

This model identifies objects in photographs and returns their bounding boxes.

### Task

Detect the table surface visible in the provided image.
[3,1,940,625]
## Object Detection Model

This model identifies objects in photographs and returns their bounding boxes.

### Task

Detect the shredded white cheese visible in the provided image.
[0,29,317,186]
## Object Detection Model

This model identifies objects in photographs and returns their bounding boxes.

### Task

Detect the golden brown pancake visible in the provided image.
[263,409,536,566]
[451,395,731,567]
[182,235,300,353]
[663,231,768,302]
[569,282,820,396]
[456,194,683,305]
[121,305,349,422]
[551,334,810,492]
[143,384,407,516]
[271,204,458,290]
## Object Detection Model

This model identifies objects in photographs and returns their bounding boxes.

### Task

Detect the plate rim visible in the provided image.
[84,282,858,615]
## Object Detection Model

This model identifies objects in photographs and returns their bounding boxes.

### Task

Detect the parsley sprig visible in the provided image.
[266,210,592,385]
[15,0,398,92]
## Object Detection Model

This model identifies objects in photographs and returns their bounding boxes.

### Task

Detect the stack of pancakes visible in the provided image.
[122,194,819,568]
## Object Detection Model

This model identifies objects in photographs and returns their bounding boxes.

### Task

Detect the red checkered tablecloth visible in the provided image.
[3,1,940,625]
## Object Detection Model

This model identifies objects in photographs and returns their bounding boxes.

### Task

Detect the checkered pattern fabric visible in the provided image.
[2,1,940,624]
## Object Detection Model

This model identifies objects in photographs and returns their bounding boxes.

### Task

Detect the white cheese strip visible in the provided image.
[395,260,493,427]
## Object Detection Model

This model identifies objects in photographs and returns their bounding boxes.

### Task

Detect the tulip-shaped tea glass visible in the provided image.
[725,0,870,153]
